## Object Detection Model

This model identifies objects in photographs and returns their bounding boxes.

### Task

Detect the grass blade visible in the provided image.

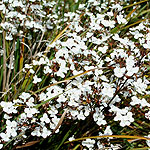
[123,0,148,9]
[65,135,150,144]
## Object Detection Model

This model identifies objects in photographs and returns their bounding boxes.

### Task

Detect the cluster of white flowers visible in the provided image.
[93,107,107,126]
[110,106,135,127]
[0,0,58,40]
[81,126,122,149]
[82,139,95,150]
[0,0,150,149]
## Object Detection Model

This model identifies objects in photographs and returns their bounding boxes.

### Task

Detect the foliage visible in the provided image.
[0,0,150,149]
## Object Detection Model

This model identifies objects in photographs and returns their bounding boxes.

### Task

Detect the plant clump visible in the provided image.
[0,0,150,149]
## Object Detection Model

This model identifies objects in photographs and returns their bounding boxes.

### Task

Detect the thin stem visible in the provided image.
[6,39,15,91]
[2,30,6,92]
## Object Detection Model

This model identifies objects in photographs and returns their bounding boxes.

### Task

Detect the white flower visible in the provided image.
[40,113,50,123]
[19,92,31,101]
[39,93,47,101]
[75,24,83,32]
[93,108,107,126]
[98,46,108,54]
[70,110,78,117]
[46,86,63,99]
[33,75,42,84]
[17,13,26,20]
[133,78,147,94]
[5,33,13,40]
[51,116,59,125]
[38,57,46,65]
[57,94,67,103]
[55,59,69,78]
[41,127,51,138]
[56,69,65,78]
[0,144,3,149]
[24,108,39,118]
[101,20,115,28]
[126,66,139,76]
[140,98,150,107]
[68,135,75,141]
[84,109,90,117]
[33,60,39,65]
[6,120,17,128]
[4,114,12,120]
[82,139,95,149]
[29,69,35,74]
[130,96,140,106]
[114,111,134,127]
[77,111,86,120]
[6,127,17,137]
[114,112,122,121]
[114,67,126,78]
[104,126,113,135]
[117,14,127,24]
[25,20,34,29]
[101,83,115,98]
[126,112,134,122]
[0,133,10,142]
[0,4,5,11]
[68,99,79,107]
[130,30,143,39]
[0,101,17,114]
[146,33,150,40]
[24,64,32,69]
[20,113,27,120]
[97,141,104,149]
[126,56,135,67]
[86,32,93,38]
[146,135,150,147]
[100,75,109,82]
[106,11,114,16]
[145,111,150,120]
[26,97,35,107]
[50,116,60,131]
[143,40,150,49]
[48,106,58,117]
[94,69,103,77]
[44,66,52,74]
[12,0,24,7]
[79,4,85,9]
[111,4,123,11]
[97,117,107,126]
[31,127,41,137]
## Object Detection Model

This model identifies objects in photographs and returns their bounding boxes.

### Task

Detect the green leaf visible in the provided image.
[110,27,120,34]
